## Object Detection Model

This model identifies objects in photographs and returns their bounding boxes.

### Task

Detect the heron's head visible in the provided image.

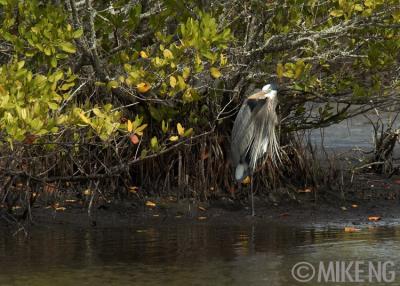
[261,83,278,100]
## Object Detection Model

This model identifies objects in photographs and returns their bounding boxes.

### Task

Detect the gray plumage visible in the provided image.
[231,84,280,181]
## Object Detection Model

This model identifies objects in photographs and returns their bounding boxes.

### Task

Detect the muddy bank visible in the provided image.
[3,169,400,231]
[23,198,400,230]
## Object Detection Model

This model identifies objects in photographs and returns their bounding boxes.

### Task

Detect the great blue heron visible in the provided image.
[231,83,280,216]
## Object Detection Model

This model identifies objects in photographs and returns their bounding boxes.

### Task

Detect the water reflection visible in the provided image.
[0,223,400,285]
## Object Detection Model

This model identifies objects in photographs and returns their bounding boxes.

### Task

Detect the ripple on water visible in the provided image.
[1,224,400,285]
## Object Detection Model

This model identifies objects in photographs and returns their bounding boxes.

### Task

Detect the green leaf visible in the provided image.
[72,29,83,38]
[59,42,76,53]
[48,102,59,110]
[161,120,168,133]
[330,10,344,17]
[107,80,119,89]
[276,63,284,79]
[44,46,52,56]
[60,82,75,91]
[354,4,363,11]
[17,61,25,70]
[50,57,58,68]
[183,128,193,137]
[150,136,158,150]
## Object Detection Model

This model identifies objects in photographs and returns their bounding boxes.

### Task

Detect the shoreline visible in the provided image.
[8,196,398,231]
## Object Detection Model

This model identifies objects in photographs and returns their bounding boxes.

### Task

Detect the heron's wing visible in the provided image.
[231,100,256,166]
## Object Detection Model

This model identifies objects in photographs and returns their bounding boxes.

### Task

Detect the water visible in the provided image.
[310,109,400,152]
[1,223,400,285]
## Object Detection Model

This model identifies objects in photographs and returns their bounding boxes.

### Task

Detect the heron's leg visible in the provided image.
[250,176,255,216]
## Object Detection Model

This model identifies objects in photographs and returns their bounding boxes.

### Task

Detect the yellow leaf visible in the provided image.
[210,67,221,79]
[169,135,179,142]
[163,49,173,59]
[78,112,91,125]
[127,120,133,132]
[177,123,185,136]
[140,51,148,58]
[136,82,151,93]
[182,67,191,80]
[169,76,177,88]
[220,53,227,66]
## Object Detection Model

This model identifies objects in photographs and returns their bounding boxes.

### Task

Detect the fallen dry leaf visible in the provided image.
[241,176,251,185]
[130,134,140,145]
[65,199,77,203]
[83,189,92,196]
[55,207,66,211]
[341,206,347,211]
[198,206,206,211]
[351,204,358,208]
[43,183,57,194]
[145,201,156,208]
[198,216,207,220]
[297,188,312,193]
[368,216,381,222]
[200,150,209,160]
[169,135,179,142]
[129,186,139,194]
[23,134,37,144]
[344,227,361,233]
